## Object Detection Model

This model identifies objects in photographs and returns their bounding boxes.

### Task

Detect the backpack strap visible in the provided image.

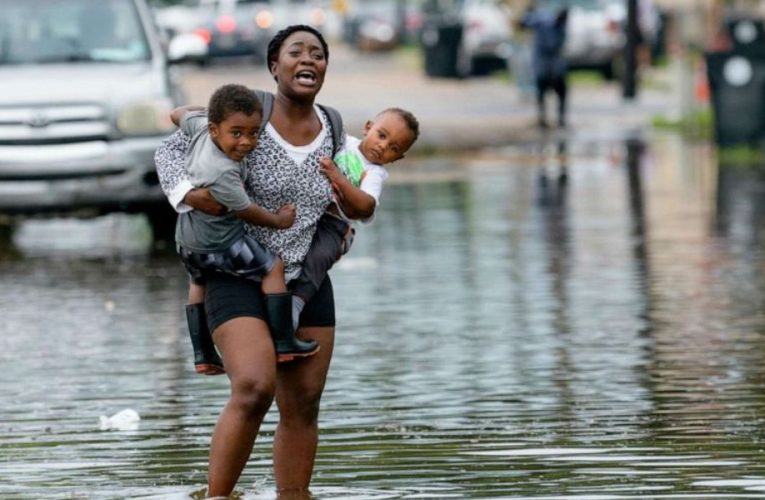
[254,89,274,137]
[318,103,344,157]
[253,89,344,156]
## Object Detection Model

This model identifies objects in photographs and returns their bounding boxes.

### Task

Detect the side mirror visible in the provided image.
[167,33,208,64]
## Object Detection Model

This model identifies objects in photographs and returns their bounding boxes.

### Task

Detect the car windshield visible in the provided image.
[0,0,150,65]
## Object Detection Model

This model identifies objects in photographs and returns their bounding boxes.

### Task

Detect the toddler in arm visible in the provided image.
[289,108,420,327]
[174,84,319,374]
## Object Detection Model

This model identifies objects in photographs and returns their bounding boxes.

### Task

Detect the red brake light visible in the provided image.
[216,15,237,34]
[193,28,212,45]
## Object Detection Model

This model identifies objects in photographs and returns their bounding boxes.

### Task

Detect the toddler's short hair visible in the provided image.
[380,107,420,143]
[208,84,262,124]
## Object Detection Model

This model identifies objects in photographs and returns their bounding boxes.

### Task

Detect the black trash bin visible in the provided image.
[706,46,765,146]
[421,19,463,78]
[726,17,765,49]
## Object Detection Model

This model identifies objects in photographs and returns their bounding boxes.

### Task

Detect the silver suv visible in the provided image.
[0,0,183,227]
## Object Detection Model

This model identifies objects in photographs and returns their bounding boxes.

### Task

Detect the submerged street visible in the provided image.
[2,129,765,498]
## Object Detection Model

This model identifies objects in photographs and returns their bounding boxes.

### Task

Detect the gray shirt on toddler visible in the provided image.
[174,111,252,253]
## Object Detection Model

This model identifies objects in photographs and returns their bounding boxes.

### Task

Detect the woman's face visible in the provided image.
[270,31,327,101]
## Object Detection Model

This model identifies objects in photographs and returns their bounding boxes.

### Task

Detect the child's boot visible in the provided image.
[185,303,225,375]
[265,293,320,362]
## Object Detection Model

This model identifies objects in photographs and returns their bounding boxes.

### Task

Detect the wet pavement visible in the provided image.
[173,46,672,151]
[2,133,765,499]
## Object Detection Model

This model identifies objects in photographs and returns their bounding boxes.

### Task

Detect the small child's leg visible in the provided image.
[260,257,287,295]
[260,257,319,362]
[188,281,206,304]
[185,278,224,375]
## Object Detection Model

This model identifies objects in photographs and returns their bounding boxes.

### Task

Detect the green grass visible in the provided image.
[652,107,713,140]
[718,145,765,165]
[568,70,604,85]
[393,44,424,72]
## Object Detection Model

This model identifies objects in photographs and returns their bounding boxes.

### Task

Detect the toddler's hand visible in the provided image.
[273,203,296,229]
[319,157,343,183]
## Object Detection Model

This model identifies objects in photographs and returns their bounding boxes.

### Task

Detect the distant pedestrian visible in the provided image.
[521,3,569,129]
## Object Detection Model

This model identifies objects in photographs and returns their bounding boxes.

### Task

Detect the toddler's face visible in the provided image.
[360,112,415,165]
[209,111,261,161]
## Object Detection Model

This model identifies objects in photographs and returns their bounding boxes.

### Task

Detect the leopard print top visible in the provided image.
[155,107,341,280]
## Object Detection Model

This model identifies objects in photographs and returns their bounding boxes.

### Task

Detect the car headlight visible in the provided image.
[117,98,176,136]
[255,9,274,29]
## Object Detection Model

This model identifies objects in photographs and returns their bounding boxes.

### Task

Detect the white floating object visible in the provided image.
[99,409,140,431]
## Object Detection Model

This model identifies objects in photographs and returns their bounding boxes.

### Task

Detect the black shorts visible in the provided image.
[205,272,335,333]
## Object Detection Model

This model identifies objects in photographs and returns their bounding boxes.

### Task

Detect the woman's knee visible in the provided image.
[279,387,323,425]
[230,377,276,418]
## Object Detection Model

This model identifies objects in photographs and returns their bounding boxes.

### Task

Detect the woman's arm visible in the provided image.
[157,128,228,215]
[235,203,296,229]
[155,129,195,212]
[170,105,206,127]
[319,157,375,219]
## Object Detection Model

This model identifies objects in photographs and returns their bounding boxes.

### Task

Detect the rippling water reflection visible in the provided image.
[2,135,765,499]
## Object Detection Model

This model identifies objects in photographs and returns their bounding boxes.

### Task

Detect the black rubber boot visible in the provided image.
[265,293,320,362]
[185,303,225,375]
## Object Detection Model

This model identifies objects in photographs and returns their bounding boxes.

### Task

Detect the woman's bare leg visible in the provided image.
[207,317,277,497]
[272,326,335,492]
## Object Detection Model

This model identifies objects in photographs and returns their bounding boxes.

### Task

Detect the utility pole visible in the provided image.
[396,0,407,45]
[623,0,639,99]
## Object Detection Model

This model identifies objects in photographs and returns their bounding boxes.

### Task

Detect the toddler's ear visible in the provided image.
[362,120,374,135]
[208,122,218,138]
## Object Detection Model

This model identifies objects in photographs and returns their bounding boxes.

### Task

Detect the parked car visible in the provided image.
[270,0,341,39]
[560,0,624,78]
[344,0,424,51]
[0,0,184,233]
[421,0,513,77]
[156,0,275,64]
[536,0,659,79]
[457,0,513,76]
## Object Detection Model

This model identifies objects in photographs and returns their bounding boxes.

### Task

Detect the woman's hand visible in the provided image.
[183,188,227,216]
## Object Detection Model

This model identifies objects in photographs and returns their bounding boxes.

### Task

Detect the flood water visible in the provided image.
[2,134,765,499]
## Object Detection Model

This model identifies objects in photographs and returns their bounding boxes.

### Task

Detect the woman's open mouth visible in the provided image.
[295,70,318,86]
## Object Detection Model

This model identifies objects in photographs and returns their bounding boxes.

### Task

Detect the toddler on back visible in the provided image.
[288,108,420,325]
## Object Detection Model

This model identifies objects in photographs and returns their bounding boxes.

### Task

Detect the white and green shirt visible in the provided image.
[334,135,389,224]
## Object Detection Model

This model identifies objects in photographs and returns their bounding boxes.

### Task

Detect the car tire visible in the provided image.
[602,55,625,81]
[145,205,177,243]
[600,61,615,80]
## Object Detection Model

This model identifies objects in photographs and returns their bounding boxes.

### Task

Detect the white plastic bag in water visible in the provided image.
[99,408,140,431]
